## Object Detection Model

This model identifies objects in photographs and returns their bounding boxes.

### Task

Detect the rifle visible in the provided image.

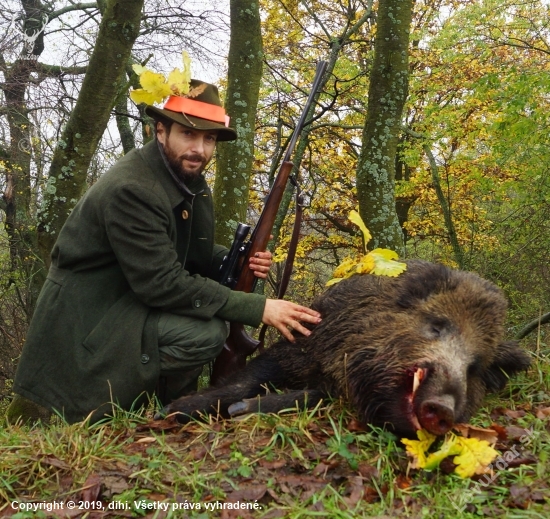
[211,61,328,385]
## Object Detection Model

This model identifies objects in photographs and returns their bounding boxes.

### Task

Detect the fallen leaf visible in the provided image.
[453,424,498,445]
[505,425,532,441]
[312,462,331,476]
[347,418,367,432]
[136,418,182,433]
[504,409,526,419]
[535,406,550,419]
[81,473,101,502]
[344,476,364,507]
[401,429,437,469]
[509,484,531,509]
[402,430,499,478]
[258,459,287,470]
[357,462,378,480]
[135,436,157,444]
[490,423,508,441]
[189,445,208,460]
[505,454,538,469]
[395,474,412,489]
[226,483,267,502]
[452,437,499,478]
[102,475,130,498]
[39,455,70,470]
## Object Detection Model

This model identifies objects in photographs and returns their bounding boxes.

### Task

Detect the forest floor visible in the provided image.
[0,343,549,519]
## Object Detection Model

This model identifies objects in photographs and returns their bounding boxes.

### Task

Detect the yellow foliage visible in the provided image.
[130,51,192,105]
[402,429,499,478]
[326,211,407,286]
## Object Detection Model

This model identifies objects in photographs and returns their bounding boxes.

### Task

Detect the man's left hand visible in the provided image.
[249,251,272,279]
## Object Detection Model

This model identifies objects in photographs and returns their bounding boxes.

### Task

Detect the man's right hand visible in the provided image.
[262,299,322,342]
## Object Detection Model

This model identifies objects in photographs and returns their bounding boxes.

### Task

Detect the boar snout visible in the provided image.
[418,395,455,435]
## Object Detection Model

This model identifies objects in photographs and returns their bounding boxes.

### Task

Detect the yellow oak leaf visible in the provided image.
[349,209,372,250]
[138,70,171,102]
[369,248,407,277]
[354,255,376,274]
[181,50,192,85]
[401,429,437,469]
[325,211,406,286]
[129,88,161,105]
[423,435,462,470]
[167,68,189,96]
[330,257,357,279]
[401,431,499,478]
[452,436,499,478]
[132,63,146,76]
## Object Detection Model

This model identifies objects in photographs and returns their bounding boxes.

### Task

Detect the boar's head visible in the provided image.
[315,261,531,437]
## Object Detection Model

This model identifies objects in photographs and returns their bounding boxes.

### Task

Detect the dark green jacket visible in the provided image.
[14,140,265,423]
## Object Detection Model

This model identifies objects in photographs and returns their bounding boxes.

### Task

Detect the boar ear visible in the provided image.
[396,261,453,308]
[484,341,531,392]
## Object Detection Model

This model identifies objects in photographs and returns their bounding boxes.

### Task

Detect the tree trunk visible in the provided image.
[356,0,413,254]
[213,0,263,247]
[115,94,136,154]
[37,0,143,265]
[423,144,465,268]
[2,0,52,312]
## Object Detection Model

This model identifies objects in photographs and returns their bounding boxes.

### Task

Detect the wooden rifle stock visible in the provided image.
[211,61,328,385]
[210,161,294,384]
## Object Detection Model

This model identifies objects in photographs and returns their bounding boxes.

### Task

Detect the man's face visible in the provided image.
[156,122,218,183]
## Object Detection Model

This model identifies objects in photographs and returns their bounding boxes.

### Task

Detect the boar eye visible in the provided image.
[429,318,450,337]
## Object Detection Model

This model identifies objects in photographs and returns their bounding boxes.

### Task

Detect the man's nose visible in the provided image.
[189,136,207,155]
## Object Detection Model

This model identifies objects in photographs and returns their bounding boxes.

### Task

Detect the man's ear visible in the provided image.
[156,121,167,144]
[485,341,531,392]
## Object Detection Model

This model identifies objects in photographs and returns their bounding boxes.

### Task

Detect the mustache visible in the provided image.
[180,153,206,163]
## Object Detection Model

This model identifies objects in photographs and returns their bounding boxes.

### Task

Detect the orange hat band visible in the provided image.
[163,96,230,127]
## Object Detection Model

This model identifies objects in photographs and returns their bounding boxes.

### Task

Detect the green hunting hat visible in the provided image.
[145,79,237,142]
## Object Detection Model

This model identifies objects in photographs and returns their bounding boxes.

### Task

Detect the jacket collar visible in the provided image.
[139,139,206,208]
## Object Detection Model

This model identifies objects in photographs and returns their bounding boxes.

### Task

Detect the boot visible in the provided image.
[6,394,51,425]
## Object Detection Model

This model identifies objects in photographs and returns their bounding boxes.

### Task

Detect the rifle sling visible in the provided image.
[257,185,304,352]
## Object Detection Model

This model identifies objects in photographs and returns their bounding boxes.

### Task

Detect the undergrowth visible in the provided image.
[0,342,549,519]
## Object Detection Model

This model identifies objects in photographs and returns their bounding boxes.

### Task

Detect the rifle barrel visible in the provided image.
[283,60,328,163]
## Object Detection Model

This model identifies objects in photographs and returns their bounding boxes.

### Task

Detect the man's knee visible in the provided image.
[201,317,228,354]
[158,315,228,371]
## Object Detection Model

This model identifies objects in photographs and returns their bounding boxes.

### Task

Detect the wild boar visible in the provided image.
[159,260,531,436]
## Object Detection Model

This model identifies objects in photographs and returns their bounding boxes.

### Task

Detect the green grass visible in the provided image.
[1,345,549,519]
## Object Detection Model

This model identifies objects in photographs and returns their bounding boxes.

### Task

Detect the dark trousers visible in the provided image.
[156,314,228,403]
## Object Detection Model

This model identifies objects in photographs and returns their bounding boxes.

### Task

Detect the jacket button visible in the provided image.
[182,210,189,219]
[194,299,202,308]
[141,354,150,364]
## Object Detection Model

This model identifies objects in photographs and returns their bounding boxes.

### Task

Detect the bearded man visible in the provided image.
[8,80,320,424]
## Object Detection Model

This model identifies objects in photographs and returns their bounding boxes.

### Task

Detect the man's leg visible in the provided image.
[156,314,228,404]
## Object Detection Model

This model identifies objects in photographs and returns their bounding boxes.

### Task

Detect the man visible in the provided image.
[7,80,321,424]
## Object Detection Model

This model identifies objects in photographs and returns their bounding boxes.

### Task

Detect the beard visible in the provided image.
[162,140,208,184]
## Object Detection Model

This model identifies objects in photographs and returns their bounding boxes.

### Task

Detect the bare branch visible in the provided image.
[48,2,99,21]
[515,312,550,340]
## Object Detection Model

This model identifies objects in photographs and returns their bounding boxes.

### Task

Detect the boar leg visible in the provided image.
[157,347,297,422]
[228,389,325,417]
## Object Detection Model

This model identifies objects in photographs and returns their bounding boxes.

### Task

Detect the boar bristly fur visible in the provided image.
[160,260,531,436]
